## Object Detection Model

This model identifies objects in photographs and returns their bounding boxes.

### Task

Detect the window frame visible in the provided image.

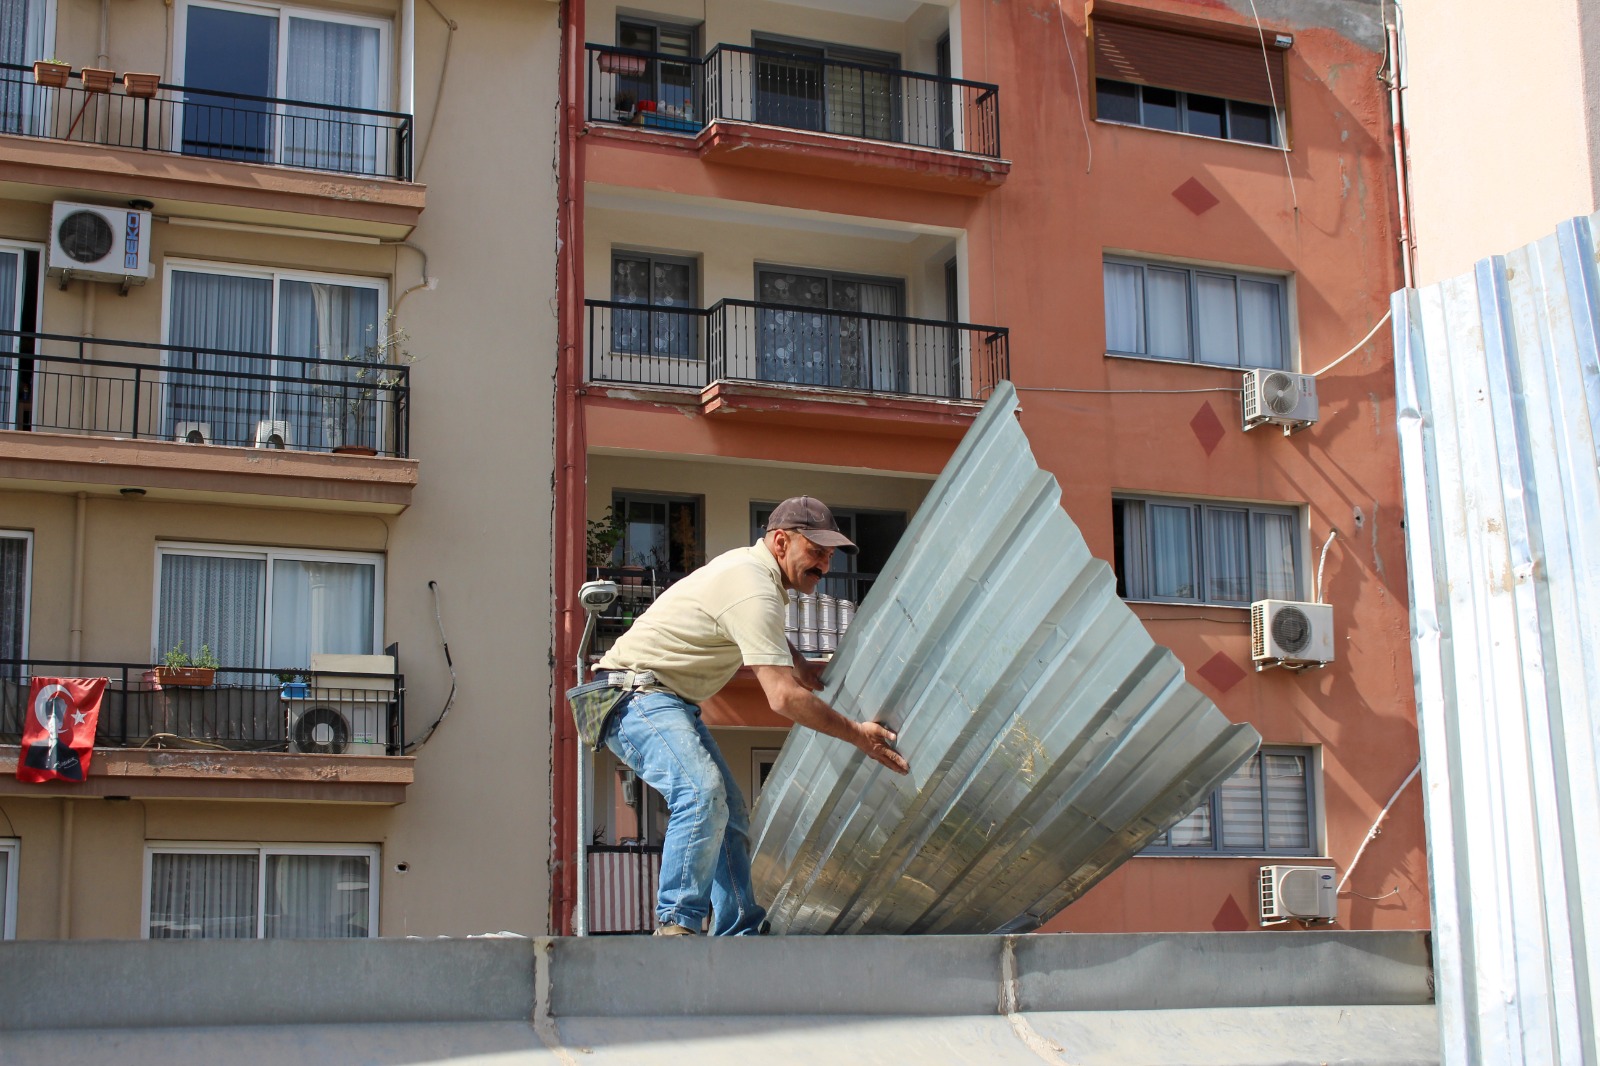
[1112,495,1303,606]
[0,529,33,665]
[1142,746,1321,857]
[615,14,699,112]
[161,258,391,356]
[0,239,45,432]
[1103,254,1292,370]
[1095,78,1279,146]
[608,489,704,572]
[174,0,394,107]
[141,841,380,940]
[150,541,385,665]
[0,838,17,940]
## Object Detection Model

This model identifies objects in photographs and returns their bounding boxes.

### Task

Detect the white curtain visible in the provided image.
[1203,507,1250,604]
[1103,262,1143,354]
[167,271,274,445]
[284,17,381,173]
[1146,267,1190,360]
[856,280,902,392]
[1195,272,1240,365]
[278,280,381,451]
[1147,503,1195,599]
[147,852,260,938]
[0,0,45,136]
[0,535,26,670]
[0,248,16,430]
[158,554,265,674]
[1219,755,1265,850]
[1252,511,1298,600]
[268,559,375,668]
[264,853,371,938]
[1239,278,1284,369]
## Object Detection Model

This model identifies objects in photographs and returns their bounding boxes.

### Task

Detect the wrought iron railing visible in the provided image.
[0,659,406,755]
[0,328,410,457]
[0,62,413,180]
[586,299,1008,401]
[586,43,1001,158]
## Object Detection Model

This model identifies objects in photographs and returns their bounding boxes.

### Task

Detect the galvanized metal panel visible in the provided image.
[749,382,1261,935]
[1393,211,1600,1066]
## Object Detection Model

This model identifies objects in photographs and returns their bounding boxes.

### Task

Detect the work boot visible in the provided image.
[652,921,698,937]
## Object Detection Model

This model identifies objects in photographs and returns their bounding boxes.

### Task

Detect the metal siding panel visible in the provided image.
[749,383,1260,935]
[1395,212,1600,1066]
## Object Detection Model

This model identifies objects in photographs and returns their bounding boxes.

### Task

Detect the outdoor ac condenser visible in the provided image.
[1242,369,1319,434]
[1250,599,1335,668]
[1260,864,1337,922]
[173,422,212,445]
[48,202,153,285]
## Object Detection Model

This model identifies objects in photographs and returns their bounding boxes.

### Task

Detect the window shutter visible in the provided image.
[1093,15,1286,106]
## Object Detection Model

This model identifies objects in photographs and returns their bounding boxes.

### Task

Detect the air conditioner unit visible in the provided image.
[254,420,291,449]
[173,421,212,445]
[1260,864,1337,922]
[1242,369,1318,434]
[286,652,396,756]
[48,202,153,285]
[1251,599,1335,668]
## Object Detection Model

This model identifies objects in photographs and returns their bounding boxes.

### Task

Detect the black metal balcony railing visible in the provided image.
[0,62,413,181]
[586,44,1001,158]
[0,660,406,755]
[0,328,410,457]
[585,299,1009,402]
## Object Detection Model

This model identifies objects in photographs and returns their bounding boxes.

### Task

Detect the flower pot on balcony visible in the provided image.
[154,666,215,688]
[331,445,379,456]
[279,682,310,700]
[122,71,161,98]
[80,67,114,93]
[598,53,647,76]
[32,61,70,89]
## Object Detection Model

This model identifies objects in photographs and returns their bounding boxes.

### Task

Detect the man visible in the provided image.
[594,496,909,936]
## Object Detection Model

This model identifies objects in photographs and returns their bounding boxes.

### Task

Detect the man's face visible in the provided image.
[771,529,834,594]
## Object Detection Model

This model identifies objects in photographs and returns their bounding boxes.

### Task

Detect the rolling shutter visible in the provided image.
[1091,8,1287,106]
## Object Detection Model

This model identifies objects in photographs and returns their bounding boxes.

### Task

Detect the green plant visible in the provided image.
[311,310,415,451]
[587,504,624,566]
[274,668,310,685]
[161,641,220,670]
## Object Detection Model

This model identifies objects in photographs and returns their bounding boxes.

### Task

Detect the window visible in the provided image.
[0,0,52,136]
[0,531,30,678]
[0,838,16,939]
[154,543,382,673]
[1091,10,1285,146]
[610,252,698,359]
[750,748,781,804]
[752,35,899,141]
[1145,748,1317,855]
[615,17,697,125]
[756,266,906,391]
[164,262,389,452]
[1103,257,1288,369]
[609,491,703,573]
[177,0,389,171]
[0,241,41,432]
[1113,496,1300,605]
[751,501,906,606]
[144,844,378,938]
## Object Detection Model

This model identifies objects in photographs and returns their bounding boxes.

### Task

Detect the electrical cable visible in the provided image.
[1309,308,1393,377]
[1056,0,1093,173]
[1338,761,1421,894]
[1344,886,1402,901]
[1245,0,1298,213]
[404,579,457,753]
[138,733,233,752]
[1315,527,1338,603]
[0,801,16,836]
[415,0,459,179]
[1016,385,1240,396]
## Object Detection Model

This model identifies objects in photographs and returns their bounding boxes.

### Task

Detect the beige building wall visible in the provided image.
[1402,0,1600,284]
[0,0,561,938]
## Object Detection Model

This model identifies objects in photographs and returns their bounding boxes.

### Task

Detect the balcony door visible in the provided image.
[0,242,38,433]
[753,35,897,141]
[756,267,905,392]
[615,18,697,125]
[178,0,388,173]
[0,0,51,137]
[611,252,697,359]
[164,264,385,451]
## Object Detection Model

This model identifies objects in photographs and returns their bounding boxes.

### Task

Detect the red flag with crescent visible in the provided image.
[18,677,106,784]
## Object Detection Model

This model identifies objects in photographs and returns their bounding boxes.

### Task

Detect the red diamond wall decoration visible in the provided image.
[1198,651,1247,694]
[1189,401,1226,455]
[1173,177,1220,215]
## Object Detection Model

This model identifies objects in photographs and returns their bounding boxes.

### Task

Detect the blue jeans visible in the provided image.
[602,690,767,936]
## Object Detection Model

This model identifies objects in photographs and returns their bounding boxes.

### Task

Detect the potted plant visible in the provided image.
[32,59,70,89]
[122,71,161,98]
[587,504,624,567]
[80,67,114,93]
[276,669,311,699]
[155,641,220,687]
[311,312,413,456]
[613,89,636,121]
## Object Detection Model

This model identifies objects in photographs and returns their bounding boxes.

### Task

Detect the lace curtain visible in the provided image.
[166,271,274,444]
[284,16,381,173]
[0,0,46,136]
[148,851,372,938]
[0,247,16,430]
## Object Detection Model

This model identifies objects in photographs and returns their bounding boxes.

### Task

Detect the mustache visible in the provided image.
[804,566,825,579]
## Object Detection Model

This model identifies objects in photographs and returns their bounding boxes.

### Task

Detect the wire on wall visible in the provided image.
[1245,0,1298,214]
[404,579,458,753]
[1056,0,1094,173]
[1309,309,1393,377]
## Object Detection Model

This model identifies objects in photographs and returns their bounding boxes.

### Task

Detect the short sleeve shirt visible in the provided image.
[598,540,791,704]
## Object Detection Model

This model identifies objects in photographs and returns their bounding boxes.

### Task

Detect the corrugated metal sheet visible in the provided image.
[749,382,1261,935]
[1393,211,1600,1066]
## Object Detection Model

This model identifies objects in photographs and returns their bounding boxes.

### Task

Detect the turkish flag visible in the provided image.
[17,677,106,784]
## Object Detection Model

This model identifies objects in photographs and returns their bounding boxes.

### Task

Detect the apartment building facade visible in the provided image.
[555,0,1429,935]
[0,0,560,938]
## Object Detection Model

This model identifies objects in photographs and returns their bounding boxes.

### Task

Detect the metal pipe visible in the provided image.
[68,493,86,662]
[573,611,598,937]
[1387,21,1416,290]
[57,800,75,938]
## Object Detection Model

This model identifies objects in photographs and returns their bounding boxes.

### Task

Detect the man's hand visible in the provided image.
[792,654,826,692]
[854,721,909,775]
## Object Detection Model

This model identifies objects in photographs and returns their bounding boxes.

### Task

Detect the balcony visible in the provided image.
[585,299,1008,416]
[0,659,412,802]
[0,328,417,511]
[0,63,423,237]
[585,44,1007,193]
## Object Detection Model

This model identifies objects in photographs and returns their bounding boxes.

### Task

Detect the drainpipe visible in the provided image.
[57,799,75,938]
[69,492,87,662]
[400,0,415,120]
[550,0,590,936]
[98,0,110,68]
[1387,21,1417,290]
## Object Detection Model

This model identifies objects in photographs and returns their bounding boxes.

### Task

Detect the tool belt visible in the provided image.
[565,670,656,750]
